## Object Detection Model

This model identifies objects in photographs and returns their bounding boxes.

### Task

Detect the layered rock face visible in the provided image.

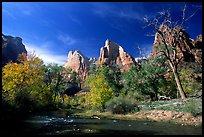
[63,50,90,80]
[191,35,202,66]
[2,34,27,67]
[152,25,202,66]
[153,25,195,62]
[98,39,136,71]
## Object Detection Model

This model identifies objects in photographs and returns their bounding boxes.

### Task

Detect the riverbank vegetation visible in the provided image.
[2,51,202,126]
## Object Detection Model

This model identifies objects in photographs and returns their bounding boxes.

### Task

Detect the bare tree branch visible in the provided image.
[175,56,184,67]
[181,3,201,26]
[182,4,187,23]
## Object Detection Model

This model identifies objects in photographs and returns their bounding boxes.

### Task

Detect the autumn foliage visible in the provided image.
[85,72,114,110]
[2,53,52,112]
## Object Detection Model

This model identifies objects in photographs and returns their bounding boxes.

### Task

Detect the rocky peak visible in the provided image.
[196,34,202,42]
[152,25,196,62]
[151,25,202,66]
[2,34,27,67]
[193,34,202,49]
[89,57,97,62]
[89,57,97,66]
[98,39,136,71]
[64,50,90,81]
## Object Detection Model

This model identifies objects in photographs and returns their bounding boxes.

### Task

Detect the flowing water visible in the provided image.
[2,113,202,135]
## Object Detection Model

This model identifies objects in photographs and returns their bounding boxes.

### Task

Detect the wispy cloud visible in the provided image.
[25,42,67,66]
[109,20,129,33]
[3,2,42,17]
[91,2,144,21]
[57,34,76,45]
[69,15,81,25]
[2,8,16,19]
[21,9,32,16]
[90,2,145,33]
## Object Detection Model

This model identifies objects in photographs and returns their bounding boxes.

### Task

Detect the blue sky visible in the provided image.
[2,2,202,65]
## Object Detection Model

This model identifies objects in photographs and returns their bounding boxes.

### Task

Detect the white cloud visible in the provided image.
[57,34,76,45]
[24,42,67,66]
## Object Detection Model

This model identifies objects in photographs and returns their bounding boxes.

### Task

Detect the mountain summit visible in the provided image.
[97,39,136,71]
[64,50,90,81]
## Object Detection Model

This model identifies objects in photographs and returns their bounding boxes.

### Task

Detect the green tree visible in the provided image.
[121,65,141,96]
[158,74,177,99]
[44,64,70,105]
[179,68,202,97]
[69,71,81,85]
[122,56,167,101]
[91,64,122,96]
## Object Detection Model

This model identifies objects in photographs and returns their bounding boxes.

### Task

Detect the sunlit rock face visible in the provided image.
[97,39,136,72]
[152,25,196,62]
[191,35,202,66]
[150,26,202,67]
[63,50,90,81]
[2,34,27,67]
[151,25,202,66]
[148,25,202,81]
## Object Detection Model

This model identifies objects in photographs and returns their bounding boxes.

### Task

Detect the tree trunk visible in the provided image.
[150,93,156,101]
[54,83,60,104]
[54,92,57,104]
[169,62,187,100]
[155,93,158,101]
[173,70,187,100]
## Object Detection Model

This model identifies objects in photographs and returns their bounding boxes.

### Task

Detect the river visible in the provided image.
[1,112,202,135]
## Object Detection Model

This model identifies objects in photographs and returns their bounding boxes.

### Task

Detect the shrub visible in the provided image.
[105,95,139,114]
[54,95,63,108]
[63,95,81,108]
[75,94,87,108]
